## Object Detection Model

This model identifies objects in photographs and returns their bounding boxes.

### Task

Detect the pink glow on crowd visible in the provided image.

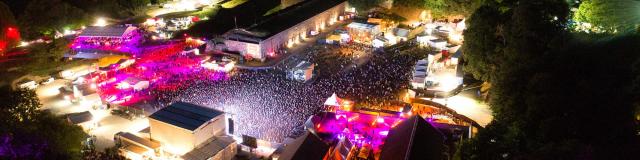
[88,42,231,106]
[310,109,405,154]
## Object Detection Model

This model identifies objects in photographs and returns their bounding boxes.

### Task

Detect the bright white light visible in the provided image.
[94,18,107,27]
[431,95,493,126]
[63,29,73,35]
[19,41,29,47]
[144,18,157,26]
[439,75,461,92]
[202,61,235,72]
[118,82,131,89]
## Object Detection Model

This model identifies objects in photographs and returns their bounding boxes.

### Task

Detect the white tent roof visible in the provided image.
[323,93,342,106]
[347,22,378,30]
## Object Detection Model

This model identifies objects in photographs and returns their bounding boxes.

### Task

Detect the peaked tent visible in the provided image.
[323,93,342,106]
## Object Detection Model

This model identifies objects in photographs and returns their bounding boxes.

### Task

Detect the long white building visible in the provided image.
[223,0,348,61]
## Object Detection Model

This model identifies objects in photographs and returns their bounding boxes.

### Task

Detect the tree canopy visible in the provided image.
[17,0,89,39]
[0,87,86,159]
[347,0,385,12]
[11,0,152,40]
[18,38,74,75]
[459,0,640,158]
[573,0,640,33]
[393,0,482,19]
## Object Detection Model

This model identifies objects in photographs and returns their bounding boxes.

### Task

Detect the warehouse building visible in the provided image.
[223,0,347,61]
[148,102,233,158]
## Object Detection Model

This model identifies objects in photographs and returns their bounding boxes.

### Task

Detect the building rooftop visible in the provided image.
[182,136,236,160]
[294,61,313,69]
[393,28,411,38]
[116,132,161,149]
[224,0,345,42]
[149,102,225,131]
[78,26,136,37]
[379,116,446,160]
[66,111,93,124]
[278,131,330,160]
[430,39,448,43]
[123,144,148,154]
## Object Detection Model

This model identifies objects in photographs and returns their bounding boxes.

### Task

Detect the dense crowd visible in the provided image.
[150,42,422,142]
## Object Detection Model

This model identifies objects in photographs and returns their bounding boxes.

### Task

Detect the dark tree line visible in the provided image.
[2,0,155,40]
[459,0,640,159]
[0,87,87,159]
[347,0,385,12]
[393,0,482,18]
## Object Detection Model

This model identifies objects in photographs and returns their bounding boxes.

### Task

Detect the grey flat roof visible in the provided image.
[149,102,224,131]
[224,0,345,41]
[182,136,235,160]
[78,26,132,37]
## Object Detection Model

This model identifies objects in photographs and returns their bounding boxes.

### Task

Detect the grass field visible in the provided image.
[221,0,249,9]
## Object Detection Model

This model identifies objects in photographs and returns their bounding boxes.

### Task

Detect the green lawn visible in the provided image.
[263,5,284,16]
[221,0,249,9]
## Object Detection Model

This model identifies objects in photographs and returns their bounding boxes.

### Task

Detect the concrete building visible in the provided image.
[346,22,380,44]
[148,102,228,155]
[287,61,314,82]
[182,136,237,160]
[223,0,347,61]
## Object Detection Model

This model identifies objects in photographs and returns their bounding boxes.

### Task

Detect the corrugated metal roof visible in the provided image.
[78,26,134,37]
[223,0,346,41]
[149,102,224,131]
[182,136,235,160]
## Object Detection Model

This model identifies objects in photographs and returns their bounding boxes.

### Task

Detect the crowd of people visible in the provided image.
[143,41,423,142]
